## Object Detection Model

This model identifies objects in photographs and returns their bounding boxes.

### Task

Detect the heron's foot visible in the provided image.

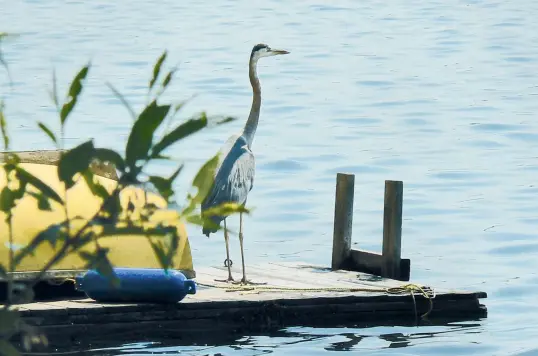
[233,278,267,286]
[214,276,235,283]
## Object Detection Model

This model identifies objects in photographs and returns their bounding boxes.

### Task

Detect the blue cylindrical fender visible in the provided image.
[75,268,197,303]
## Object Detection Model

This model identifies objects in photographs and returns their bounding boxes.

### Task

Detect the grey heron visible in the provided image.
[201,43,289,284]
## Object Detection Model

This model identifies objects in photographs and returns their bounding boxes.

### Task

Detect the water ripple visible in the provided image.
[3,0,538,354]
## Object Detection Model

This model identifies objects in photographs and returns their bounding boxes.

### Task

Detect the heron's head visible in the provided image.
[250,43,289,62]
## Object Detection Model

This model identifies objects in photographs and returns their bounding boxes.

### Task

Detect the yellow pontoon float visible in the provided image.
[0,151,195,287]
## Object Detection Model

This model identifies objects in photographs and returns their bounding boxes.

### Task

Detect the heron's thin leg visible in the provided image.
[239,212,247,283]
[215,219,234,283]
[236,211,266,285]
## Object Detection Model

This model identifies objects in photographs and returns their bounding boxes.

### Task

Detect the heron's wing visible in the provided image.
[214,134,241,174]
[202,136,255,211]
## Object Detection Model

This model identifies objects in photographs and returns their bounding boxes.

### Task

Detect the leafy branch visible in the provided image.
[0,47,250,355]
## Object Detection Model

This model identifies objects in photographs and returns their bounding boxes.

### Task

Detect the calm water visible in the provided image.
[2,0,538,354]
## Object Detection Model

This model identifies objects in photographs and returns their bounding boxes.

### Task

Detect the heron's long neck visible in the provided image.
[242,58,261,148]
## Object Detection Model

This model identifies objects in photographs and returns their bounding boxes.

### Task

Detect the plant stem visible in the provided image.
[3,213,14,309]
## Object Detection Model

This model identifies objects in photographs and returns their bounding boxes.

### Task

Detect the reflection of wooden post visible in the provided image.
[332,173,354,270]
[382,180,403,279]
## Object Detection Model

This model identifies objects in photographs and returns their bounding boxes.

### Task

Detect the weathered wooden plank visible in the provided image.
[254,261,388,287]
[21,296,460,325]
[261,262,484,298]
[197,264,395,298]
[17,301,68,312]
[5,269,84,282]
[262,261,408,289]
[0,150,118,180]
[18,289,483,318]
[199,265,320,289]
[21,296,486,334]
[203,263,375,291]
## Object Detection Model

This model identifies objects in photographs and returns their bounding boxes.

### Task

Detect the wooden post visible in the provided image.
[332,173,355,270]
[382,180,403,279]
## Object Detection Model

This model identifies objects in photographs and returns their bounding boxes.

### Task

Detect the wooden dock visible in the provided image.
[6,173,488,349]
[16,261,487,348]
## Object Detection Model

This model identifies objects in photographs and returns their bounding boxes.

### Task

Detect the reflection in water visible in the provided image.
[324,333,365,351]
[84,320,483,355]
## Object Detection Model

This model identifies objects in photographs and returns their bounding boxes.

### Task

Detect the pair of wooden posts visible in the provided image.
[331,173,411,281]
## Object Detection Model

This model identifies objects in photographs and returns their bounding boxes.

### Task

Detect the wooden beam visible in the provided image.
[382,180,403,279]
[350,249,411,281]
[332,173,355,270]
[350,249,384,273]
[0,150,118,180]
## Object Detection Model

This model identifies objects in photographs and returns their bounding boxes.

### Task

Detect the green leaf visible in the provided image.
[2,153,19,167]
[168,164,182,182]
[185,213,205,227]
[148,176,171,201]
[165,231,179,271]
[148,239,167,270]
[216,116,236,125]
[99,223,176,238]
[60,64,90,126]
[57,140,95,189]
[151,115,208,158]
[191,153,219,204]
[180,153,219,217]
[13,221,70,267]
[48,68,60,111]
[160,67,177,91]
[0,187,16,213]
[0,176,28,213]
[94,148,125,173]
[0,33,14,40]
[105,82,136,121]
[0,339,20,356]
[125,101,171,170]
[147,230,178,272]
[27,192,52,211]
[201,202,250,219]
[69,230,95,251]
[37,122,57,144]
[150,51,167,89]
[15,166,63,204]
[0,100,9,150]
[32,222,69,249]
[100,190,122,223]
[0,308,19,337]
[79,248,119,288]
[37,195,51,211]
[148,165,182,202]
[82,170,110,200]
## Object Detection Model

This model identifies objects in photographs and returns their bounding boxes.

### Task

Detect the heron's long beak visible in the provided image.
[271,49,290,55]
